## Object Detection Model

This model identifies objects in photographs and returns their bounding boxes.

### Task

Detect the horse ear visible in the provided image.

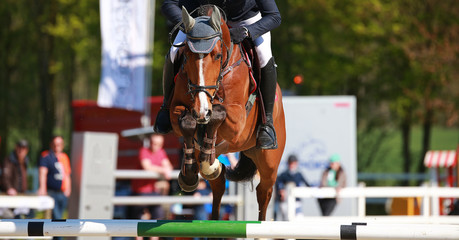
[209,6,221,32]
[182,6,195,33]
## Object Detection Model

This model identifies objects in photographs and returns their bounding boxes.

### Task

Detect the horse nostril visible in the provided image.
[192,109,199,119]
[206,109,212,119]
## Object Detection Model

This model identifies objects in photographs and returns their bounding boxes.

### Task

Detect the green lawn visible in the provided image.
[358,126,458,186]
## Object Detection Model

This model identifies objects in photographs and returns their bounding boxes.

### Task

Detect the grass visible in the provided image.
[358,125,458,186]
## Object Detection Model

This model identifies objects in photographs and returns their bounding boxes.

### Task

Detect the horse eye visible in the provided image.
[215,53,222,60]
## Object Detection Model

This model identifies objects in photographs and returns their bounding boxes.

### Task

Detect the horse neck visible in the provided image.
[221,23,232,59]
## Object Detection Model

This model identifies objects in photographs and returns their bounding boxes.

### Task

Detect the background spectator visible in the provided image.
[130,134,173,240]
[193,179,212,221]
[37,136,72,222]
[318,154,347,216]
[218,152,239,220]
[1,139,32,218]
[275,154,310,220]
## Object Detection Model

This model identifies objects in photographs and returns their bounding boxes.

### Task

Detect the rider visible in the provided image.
[156,0,281,150]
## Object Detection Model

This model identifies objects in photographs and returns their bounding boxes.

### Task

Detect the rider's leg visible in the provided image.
[254,30,278,149]
[227,14,280,149]
[154,31,186,134]
[153,53,175,134]
[257,57,278,149]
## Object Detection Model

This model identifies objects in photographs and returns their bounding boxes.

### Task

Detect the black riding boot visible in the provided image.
[154,53,175,134]
[256,57,278,149]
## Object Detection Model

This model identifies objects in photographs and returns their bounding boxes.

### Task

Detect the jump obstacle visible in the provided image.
[1,219,458,239]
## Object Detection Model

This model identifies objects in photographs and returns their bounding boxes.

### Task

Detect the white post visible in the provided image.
[422,183,430,217]
[287,184,296,221]
[432,185,441,216]
[69,132,118,240]
[357,182,366,217]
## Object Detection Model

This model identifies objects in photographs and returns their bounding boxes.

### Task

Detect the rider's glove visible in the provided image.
[229,27,250,43]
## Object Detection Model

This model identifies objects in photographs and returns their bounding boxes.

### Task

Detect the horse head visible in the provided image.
[181,5,231,124]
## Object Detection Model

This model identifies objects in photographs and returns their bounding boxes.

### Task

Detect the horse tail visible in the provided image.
[225,152,257,182]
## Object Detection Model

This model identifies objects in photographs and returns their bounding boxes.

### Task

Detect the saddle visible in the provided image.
[240,39,261,95]
[239,39,263,116]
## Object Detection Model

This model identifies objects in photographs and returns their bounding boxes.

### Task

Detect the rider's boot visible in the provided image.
[154,53,175,134]
[256,57,278,149]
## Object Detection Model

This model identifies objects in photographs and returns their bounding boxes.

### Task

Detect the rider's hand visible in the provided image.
[230,27,250,43]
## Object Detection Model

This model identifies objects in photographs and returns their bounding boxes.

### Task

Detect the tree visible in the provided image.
[391,0,459,175]
[274,0,458,182]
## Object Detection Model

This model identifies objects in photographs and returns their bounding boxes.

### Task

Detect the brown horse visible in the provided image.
[169,5,286,221]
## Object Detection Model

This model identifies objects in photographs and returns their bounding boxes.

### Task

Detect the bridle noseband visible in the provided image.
[184,31,233,104]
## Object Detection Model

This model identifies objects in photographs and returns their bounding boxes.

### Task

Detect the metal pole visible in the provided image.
[141,0,155,130]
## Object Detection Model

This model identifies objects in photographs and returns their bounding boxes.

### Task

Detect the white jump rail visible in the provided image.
[1,219,459,239]
[284,216,459,225]
[287,185,459,220]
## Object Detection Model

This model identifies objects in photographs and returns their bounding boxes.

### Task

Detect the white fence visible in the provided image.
[114,169,181,179]
[113,169,247,219]
[0,195,54,219]
[0,195,54,210]
[287,184,459,220]
[113,170,243,207]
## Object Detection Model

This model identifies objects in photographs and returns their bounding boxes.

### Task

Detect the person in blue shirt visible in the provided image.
[275,155,309,220]
[37,136,72,221]
[155,0,281,150]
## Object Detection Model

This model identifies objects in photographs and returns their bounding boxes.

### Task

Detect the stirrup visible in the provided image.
[256,123,278,150]
[154,107,172,134]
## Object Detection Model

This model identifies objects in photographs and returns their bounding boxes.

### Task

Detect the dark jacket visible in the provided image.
[276,169,309,201]
[161,0,281,40]
[2,152,29,193]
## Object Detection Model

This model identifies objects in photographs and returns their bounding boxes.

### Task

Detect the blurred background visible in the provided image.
[0,0,458,189]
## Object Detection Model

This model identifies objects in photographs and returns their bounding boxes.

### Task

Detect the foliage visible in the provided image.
[274,0,458,183]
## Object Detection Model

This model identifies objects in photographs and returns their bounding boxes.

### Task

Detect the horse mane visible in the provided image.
[221,20,231,53]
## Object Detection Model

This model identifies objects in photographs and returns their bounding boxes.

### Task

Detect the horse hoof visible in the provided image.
[200,161,222,180]
[178,172,199,192]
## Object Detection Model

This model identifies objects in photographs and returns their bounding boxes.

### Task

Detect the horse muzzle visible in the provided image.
[192,108,212,124]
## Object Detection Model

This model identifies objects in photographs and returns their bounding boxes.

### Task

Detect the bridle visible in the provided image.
[169,5,237,104]
[183,28,233,104]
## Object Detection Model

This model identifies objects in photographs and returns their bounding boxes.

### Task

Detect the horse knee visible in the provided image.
[211,104,226,122]
[203,105,226,137]
[179,111,196,135]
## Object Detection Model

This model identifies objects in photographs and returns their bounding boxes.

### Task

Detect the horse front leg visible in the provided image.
[178,110,199,192]
[199,104,226,180]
